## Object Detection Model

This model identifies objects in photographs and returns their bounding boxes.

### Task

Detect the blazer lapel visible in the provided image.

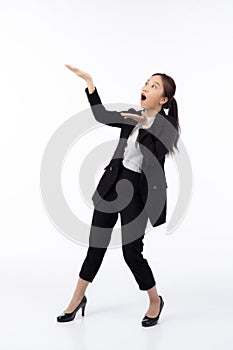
[126,108,167,139]
[118,108,167,158]
[107,108,169,174]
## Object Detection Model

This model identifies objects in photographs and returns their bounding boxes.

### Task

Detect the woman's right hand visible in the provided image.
[64,64,92,82]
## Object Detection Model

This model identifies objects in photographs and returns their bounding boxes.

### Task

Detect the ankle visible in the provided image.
[76,294,85,302]
[149,297,160,304]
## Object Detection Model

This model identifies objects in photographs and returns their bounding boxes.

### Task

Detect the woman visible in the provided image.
[57,65,180,327]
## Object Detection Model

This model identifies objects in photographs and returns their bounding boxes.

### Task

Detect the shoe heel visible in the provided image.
[81,305,86,316]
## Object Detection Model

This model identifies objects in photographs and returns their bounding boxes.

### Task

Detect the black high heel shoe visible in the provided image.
[57,295,87,323]
[141,295,164,327]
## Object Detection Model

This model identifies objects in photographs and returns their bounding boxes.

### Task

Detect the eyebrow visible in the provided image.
[146,79,160,86]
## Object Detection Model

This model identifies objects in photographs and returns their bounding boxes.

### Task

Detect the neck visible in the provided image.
[143,106,162,118]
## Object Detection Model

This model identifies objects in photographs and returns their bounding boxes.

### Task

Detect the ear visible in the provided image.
[160,96,168,106]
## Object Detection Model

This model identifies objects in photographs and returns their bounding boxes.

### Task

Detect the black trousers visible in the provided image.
[79,163,156,291]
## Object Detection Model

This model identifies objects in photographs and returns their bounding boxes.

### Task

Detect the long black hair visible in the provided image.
[152,73,181,156]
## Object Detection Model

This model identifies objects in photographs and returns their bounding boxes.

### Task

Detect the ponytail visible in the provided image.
[168,96,178,119]
[163,96,180,156]
[151,72,181,156]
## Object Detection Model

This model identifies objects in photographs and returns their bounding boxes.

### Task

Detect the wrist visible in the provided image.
[86,77,93,84]
[86,79,95,94]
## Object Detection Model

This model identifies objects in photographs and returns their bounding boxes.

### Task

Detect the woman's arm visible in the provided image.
[64,64,137,128]
[85,85,138,128]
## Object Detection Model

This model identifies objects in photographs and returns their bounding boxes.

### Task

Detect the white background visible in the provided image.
[1,0,233,349]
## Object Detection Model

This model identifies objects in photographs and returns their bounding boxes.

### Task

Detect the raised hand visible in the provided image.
[64,64,92,82]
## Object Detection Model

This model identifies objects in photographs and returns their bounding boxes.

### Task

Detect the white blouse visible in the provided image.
[122,115,156,173]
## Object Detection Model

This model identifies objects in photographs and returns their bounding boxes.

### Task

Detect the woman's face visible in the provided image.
[140,75,168,110]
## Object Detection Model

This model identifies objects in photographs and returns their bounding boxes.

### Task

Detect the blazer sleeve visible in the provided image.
[138,116,178,162]
[85,86,137,128]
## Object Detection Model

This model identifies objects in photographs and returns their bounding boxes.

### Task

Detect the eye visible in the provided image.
[152,84,157,88]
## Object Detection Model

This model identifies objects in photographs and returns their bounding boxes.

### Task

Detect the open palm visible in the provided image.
[121,111,148,126]
[64,64,92,81]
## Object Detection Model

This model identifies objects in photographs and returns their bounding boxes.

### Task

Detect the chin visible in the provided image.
[140,100,147,108]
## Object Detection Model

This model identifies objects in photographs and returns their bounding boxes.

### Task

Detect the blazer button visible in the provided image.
[152,185,157,189]
[109,166,112,171]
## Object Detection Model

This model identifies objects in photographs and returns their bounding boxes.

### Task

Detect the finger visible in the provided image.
[65,65,74,71]
[121,113,141,118]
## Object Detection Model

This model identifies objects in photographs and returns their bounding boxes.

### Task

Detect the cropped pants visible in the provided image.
[79,163,156,290]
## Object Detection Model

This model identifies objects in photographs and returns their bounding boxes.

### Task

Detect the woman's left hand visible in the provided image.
[120,111,148,126]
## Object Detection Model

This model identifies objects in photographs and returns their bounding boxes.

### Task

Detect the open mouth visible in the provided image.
[141,93,146,100]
